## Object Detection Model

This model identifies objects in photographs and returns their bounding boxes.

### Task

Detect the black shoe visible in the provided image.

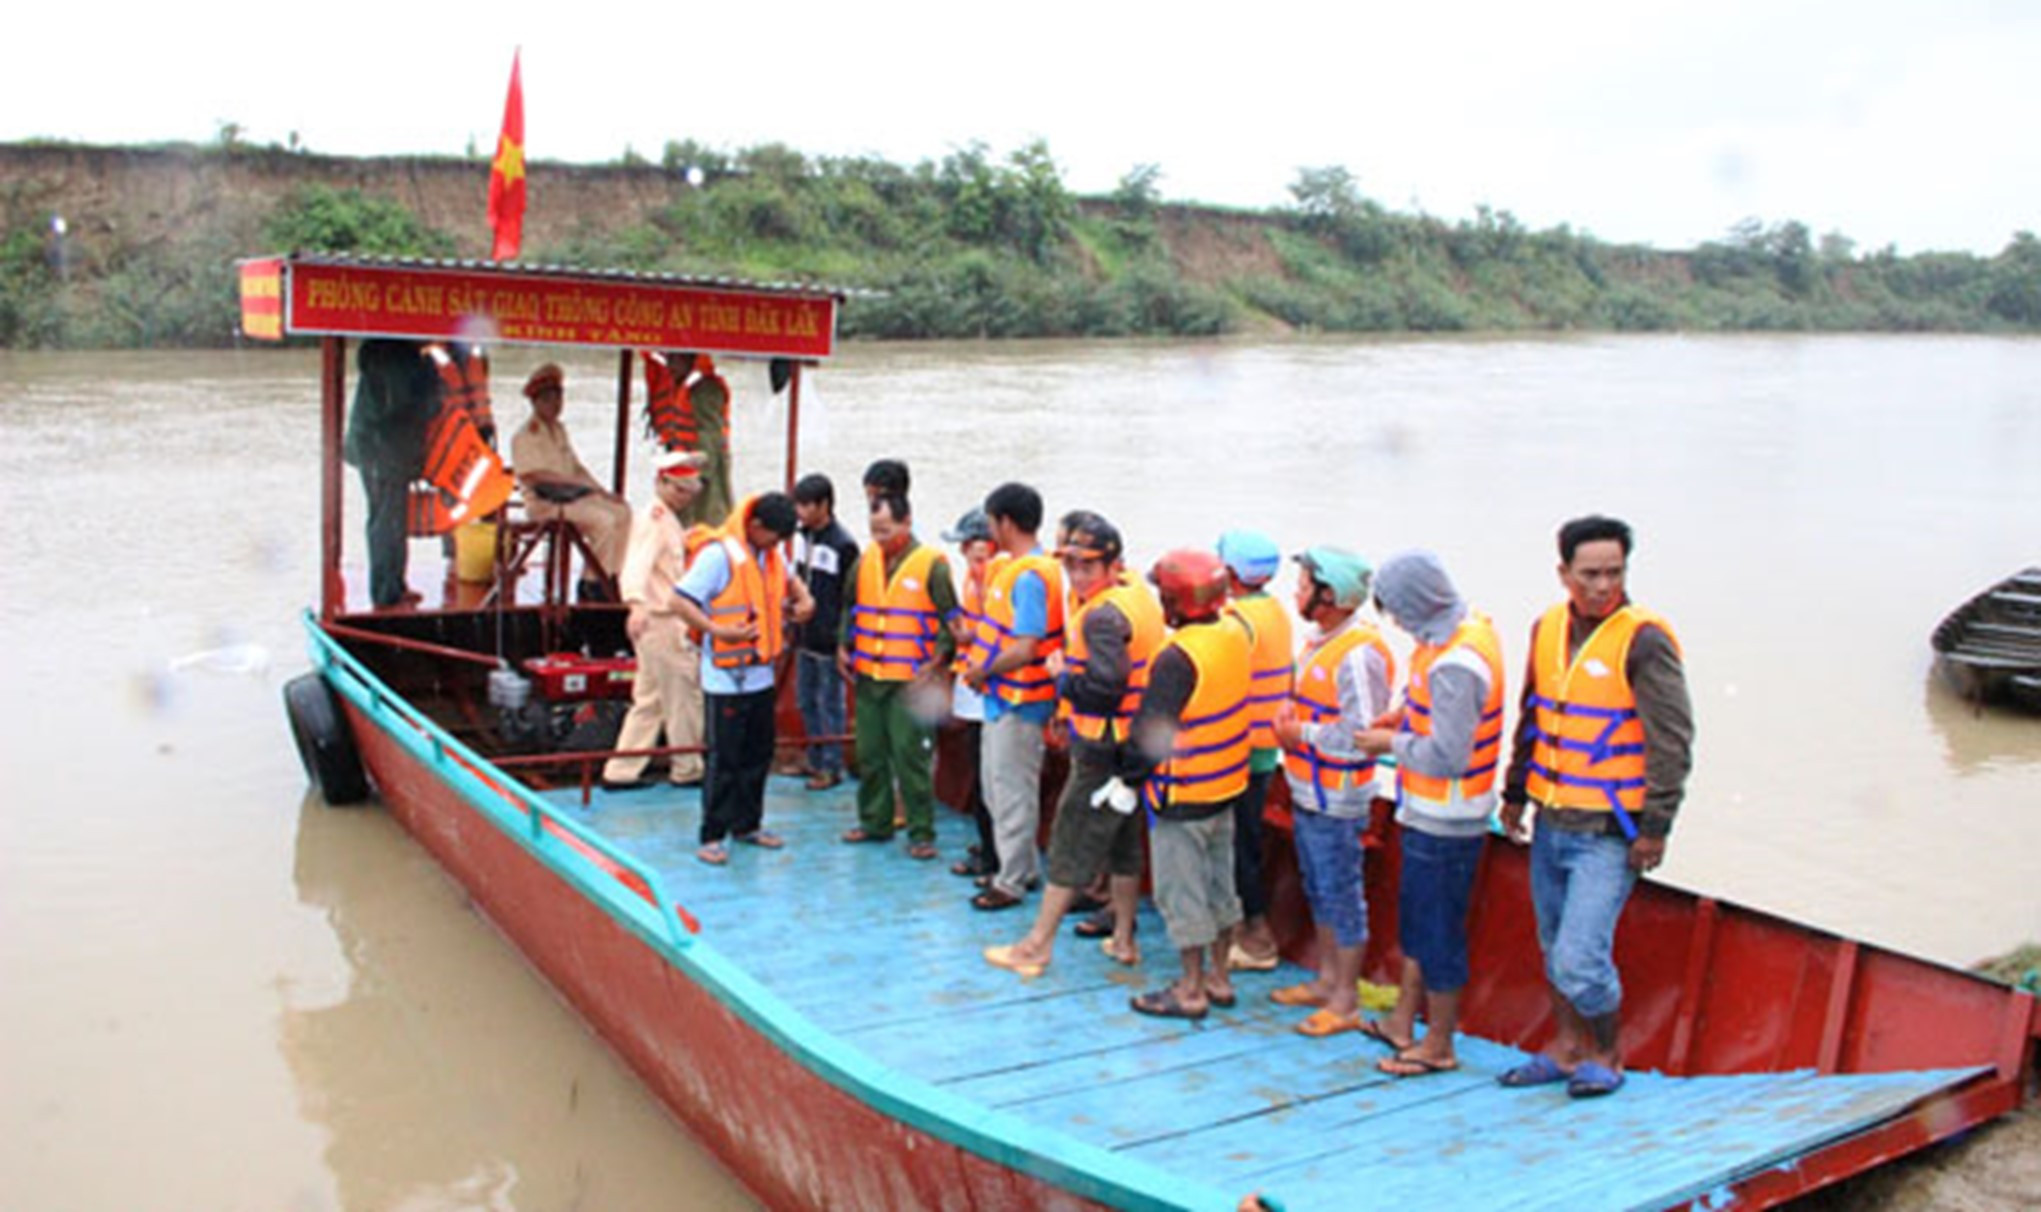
[1068,892,1108,915]
[1073,905,1129,938]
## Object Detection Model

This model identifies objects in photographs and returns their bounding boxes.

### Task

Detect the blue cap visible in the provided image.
[1293,546,1373,609]
[1216,529,1282,585]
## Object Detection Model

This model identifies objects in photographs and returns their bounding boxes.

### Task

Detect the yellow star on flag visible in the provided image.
[493,136,525,187]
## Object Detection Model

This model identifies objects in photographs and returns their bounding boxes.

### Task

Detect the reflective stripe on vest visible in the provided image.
[642,351,702,450]
[969,552,1065,707]
[1282,621,1395,811]
[1064,577,1166,743]
[849,542,944,681]
[1524,603,1678,814]
[706,521,787,670]
[1225,592,1295,750]
[427,344,494,435]
[406,404,514,534]
[1143,620,1252,810]
[1398,612,1507,806]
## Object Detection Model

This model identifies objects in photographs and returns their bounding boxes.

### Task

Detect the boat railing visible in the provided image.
[307,611,697,950]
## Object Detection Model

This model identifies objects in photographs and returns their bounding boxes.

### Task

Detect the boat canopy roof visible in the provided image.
[238,252,847,361]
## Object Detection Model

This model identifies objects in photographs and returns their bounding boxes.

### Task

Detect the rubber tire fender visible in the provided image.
[284,672,370,805]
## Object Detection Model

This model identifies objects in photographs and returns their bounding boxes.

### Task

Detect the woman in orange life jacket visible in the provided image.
[1353,549,1507,1079]
[982,514,1160,979]
[1125,549,1255,1021]
[1267,546,1394,1038]
[941,506,1002,880]
[1215,529,1294,972]
[673,491,816,865]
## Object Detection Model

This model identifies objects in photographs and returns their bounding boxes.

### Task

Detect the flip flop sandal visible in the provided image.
[1358,1019,1414,1050]
[1227,944,1281,972]
[1497,1054,1573,1088]
[1378,1050,1460,1078]
[951,858,993,877]
[971,888,1024,912]
[1205,988,1239,1009]
[1072,907,1123,938]
[735,830,784,849]
[982,944,1048,978]
[1130,988,1208,1020]
[906,842,939,860]
[1567,1061,1626,1098]
[1099,938,1141,967]
[695,842,729,866]
[1269,982,1328,1008]
[840,827,892,844]
[1297,1008,1364,1038]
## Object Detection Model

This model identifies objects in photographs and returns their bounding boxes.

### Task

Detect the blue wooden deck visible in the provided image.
[556,780,1982,1211]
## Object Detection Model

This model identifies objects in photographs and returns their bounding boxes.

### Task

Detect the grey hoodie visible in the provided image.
[1375,550,1497,838]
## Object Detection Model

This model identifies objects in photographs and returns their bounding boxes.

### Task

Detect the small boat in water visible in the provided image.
[1932,568,2041,711]
[254,253,2039,1210]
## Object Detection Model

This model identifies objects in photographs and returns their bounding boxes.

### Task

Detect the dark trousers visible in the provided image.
[360,462,410,607]
[958,721,995,859]
[1233,766,1276,919]
[701,687,777,844]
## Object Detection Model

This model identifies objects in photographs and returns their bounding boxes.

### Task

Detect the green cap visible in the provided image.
[1293,545,1372,609]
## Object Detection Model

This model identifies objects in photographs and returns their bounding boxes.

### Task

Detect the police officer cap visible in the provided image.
[1293,545,1373,609]
[942,507,993,544]
[655,449,708,480]
[1217,529,1282,585]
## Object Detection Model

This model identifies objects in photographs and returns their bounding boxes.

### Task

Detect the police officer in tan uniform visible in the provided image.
[602,450,712,788]
[511,364,632,590]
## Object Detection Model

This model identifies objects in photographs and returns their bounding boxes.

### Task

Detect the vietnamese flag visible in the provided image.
[486,50,526,262]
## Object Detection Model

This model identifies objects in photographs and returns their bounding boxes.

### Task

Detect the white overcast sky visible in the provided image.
[7,0,2037,254]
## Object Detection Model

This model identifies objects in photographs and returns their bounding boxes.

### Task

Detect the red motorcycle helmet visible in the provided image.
[1149,549,1230,622]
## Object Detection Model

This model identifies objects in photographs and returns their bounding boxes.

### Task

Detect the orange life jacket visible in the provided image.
[1525,603,1678,817]
[950,553,1001,675]
[642,351,702,451]
[1143,618,1252,810]
[1225,591,1295,751]
[1282,620,1395,810]
[1064,575,1166,743]
[1398,612,1507,810]
[849,542,946,681]
[968,552,1065,707]
[405,404,515,535]
[426,343,493,437]
[704,497,789,670]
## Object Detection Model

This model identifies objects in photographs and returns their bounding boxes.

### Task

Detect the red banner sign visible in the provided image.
[251,259,837,360]
[239,257,284,341]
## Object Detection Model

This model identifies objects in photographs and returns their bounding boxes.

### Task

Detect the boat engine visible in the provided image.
[490,655,634,754]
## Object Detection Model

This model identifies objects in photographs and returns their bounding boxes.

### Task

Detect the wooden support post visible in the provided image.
[321,336,347,621]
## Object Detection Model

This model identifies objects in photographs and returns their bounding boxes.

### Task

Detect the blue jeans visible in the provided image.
[1529,824,1639,1018]
[1292,808,1368,948]
[1397,828,1484,993]
[796,650,846,775]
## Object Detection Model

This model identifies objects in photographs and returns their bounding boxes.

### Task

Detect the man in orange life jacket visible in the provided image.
[836,493,958,858]
[674,492,816,865]
[1216,529,1294,971]
[1497,515,1694,1098]
[601,450,712,790]
[1126,550,1255,1020]
[960,482,1064,911]
[941,507,1001,880]
[1354,550,1507,1079]
[342,339,439,609]
[983,514,1159,978]
[1268,546,1394,1038]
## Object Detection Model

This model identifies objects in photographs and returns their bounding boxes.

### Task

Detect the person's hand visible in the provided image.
[1271,703,1303,750]
[626,606,648,643]
[1629,836,1666,873]
[1501,799,1531,844]
[1370,708,1402,730]
[962,666,989,693]
[789,594,816,625]
[1352,727,1395,757]
[1044,650,1067,679]
[836,650,855,682]
[714,621,759,645]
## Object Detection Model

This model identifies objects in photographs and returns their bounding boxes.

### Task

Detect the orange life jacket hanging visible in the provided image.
[406,405,515,534]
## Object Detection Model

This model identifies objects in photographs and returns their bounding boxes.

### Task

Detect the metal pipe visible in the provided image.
[612,348,633,496]
[784,361,802,493]
[321,336,346,620]
[322,621,505,668]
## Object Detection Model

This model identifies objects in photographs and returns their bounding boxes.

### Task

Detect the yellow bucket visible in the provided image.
[453,521,498,584]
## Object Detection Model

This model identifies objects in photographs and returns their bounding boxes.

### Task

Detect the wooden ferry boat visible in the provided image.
[258,253,2039,1210]
[1933,568,2041,712]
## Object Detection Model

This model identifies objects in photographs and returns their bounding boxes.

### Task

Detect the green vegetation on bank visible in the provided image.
[3,136,2039,347]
